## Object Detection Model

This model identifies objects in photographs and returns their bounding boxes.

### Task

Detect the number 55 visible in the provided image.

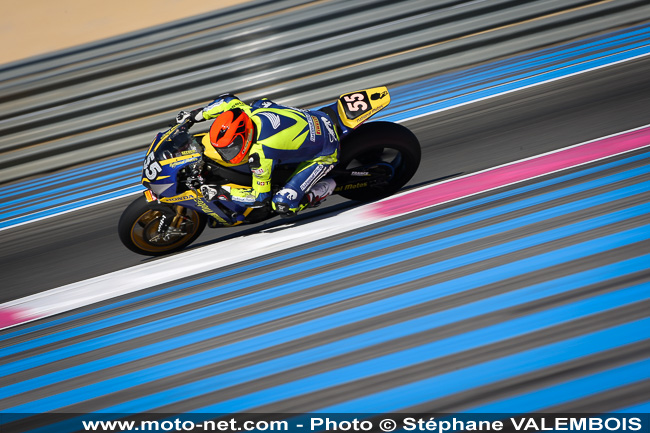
[143,152,162,181]
[344,93,368,112]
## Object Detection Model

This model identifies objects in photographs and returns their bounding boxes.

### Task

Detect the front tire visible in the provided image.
[337,121,421,201]
[118,195,207,256]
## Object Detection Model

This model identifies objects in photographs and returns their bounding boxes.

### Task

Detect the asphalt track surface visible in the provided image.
[1,51,650,425]
[2,54,650,302]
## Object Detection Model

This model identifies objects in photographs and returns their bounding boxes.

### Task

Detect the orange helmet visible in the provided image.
[209,108,254,164]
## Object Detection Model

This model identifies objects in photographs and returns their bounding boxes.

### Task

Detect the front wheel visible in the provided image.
[118,195,207,256]
[336,121,421,201]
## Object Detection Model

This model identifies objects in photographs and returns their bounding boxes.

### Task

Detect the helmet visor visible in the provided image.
[215,135,244,162]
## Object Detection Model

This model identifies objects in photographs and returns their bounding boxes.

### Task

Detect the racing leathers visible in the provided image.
[189,94,339,214]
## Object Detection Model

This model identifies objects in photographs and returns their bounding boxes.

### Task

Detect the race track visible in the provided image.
[1,14,649,431]
[2,54,650,300]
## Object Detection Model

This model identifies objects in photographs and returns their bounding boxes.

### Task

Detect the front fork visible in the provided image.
[171,206,185,229]
[156,206,187,240]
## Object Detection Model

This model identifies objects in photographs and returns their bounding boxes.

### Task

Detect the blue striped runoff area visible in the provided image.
[2,144,649,420]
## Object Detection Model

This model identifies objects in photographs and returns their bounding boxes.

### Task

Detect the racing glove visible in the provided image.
[175,108,204,125]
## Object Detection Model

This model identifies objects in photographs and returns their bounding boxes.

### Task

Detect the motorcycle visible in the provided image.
[118,86,421,256]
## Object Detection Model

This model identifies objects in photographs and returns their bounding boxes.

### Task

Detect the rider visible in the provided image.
[177,93,338,217]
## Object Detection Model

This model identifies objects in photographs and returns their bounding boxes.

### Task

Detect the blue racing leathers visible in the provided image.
[194,94,339,212]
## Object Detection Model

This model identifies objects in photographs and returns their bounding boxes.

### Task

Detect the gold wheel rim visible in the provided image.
[129,208,200,253]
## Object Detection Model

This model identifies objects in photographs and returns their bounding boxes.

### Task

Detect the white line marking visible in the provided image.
[395,51,650,123]
[2,122,650,329]
[2,48,649,232]
[0,187,141,233]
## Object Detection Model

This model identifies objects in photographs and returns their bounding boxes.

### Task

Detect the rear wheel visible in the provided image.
[337,121,421,201]
[118,195,207,256]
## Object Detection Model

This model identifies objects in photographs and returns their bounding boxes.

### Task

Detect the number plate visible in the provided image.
[341,91,371,120]
[337,86,391,129]
[143,152,162,181]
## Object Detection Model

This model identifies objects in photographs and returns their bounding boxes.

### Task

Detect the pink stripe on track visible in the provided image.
[0,309,39,329]
[368,126,650,218]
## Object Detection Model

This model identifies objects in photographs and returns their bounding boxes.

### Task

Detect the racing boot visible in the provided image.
[301,178,336,209]
[274,179,336,218]
[273,187,301,218]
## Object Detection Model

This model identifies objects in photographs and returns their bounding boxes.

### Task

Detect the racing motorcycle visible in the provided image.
[118,86,421,256]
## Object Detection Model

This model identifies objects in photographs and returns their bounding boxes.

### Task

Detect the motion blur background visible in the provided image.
[1,0,649,425]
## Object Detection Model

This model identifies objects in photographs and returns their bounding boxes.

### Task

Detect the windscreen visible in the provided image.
[153,131,201,161]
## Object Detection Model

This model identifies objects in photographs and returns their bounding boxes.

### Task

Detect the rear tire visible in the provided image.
[337,121,421,201]
[118,195,207,256]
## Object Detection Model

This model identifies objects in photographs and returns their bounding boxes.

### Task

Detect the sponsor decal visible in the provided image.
[343,182,368,190]
[370,90,389,100]
[299,165,325,191]
[312,116,322,135]
[321,116,337,142]
[354,105,385,123]
[161,191,196,203]
[232,194,255,203]
[261,101,273,108]
[305,114,316,142]
[351,171,371,176]
[193,197,227,222]
[169,157,198,169]
[252,167,265,176]
[299,164,333,191]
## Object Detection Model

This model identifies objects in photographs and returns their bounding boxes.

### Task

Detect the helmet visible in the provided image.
[209,108,254,164]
